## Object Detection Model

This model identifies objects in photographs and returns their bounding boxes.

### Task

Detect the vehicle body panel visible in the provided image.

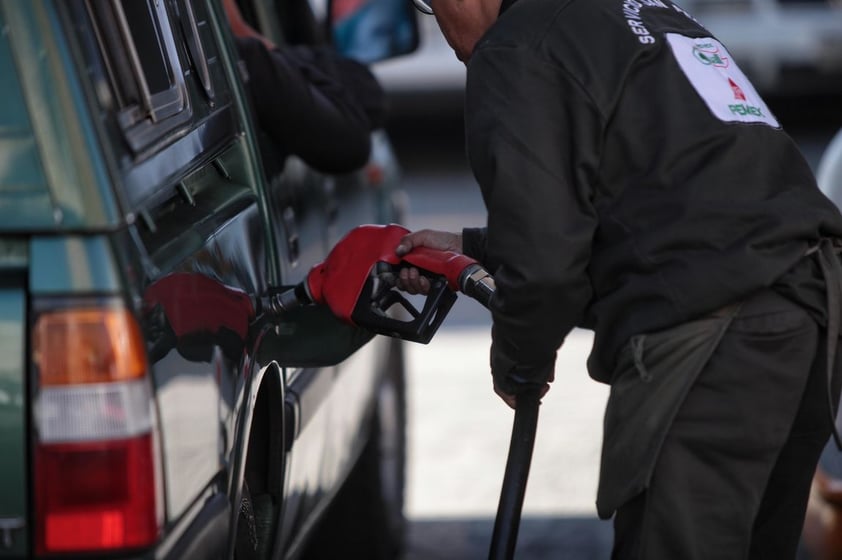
[0,0,414,557]
[0,286,27,557]
[1,1,118,230]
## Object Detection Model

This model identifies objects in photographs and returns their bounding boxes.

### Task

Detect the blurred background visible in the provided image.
[369,5,842,558]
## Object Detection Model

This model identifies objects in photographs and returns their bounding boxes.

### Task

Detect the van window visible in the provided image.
[85,0,191,152]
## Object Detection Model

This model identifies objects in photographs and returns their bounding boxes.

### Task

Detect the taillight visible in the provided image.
[32,304,162,554]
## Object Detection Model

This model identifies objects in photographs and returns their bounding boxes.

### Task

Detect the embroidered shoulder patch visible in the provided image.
[666,33,779,128]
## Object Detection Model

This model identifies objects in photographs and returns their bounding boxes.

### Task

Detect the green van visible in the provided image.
[0,0,418,558]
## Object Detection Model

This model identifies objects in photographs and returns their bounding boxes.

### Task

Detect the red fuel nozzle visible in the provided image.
[399,246,495,308]
[263,224,495,343]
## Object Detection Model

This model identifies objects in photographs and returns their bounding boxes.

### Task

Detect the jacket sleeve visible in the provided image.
[462,227,489,266]
[465,43,600,394]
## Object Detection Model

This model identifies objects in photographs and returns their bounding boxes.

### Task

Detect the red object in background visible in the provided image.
[331,0,367,21]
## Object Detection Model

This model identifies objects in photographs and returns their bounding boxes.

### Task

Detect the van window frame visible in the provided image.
[85,0,192,153]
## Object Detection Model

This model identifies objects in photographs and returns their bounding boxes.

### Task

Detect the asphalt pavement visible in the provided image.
[402,327,613,559]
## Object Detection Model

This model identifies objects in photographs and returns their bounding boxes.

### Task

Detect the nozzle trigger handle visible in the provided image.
[350,270,457,344]
[400,247,479,291]
[400,247,495,309]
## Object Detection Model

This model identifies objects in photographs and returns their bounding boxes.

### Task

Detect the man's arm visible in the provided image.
[466,44,601,397]
[461,227,488,266]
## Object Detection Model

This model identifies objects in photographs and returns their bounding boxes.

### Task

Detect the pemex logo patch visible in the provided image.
[667,34,779,128]
[692,42,729,68]
[729,78,746,101]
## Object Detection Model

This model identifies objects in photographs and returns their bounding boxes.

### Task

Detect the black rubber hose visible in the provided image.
[488,387,542,560]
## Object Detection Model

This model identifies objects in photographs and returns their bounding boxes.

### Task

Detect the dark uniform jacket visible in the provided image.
[460,0,842,390]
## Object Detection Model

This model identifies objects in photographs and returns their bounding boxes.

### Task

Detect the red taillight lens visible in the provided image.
[35,436,158,552]
[32,304,161,554]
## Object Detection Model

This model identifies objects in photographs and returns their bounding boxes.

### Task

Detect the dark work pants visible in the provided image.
[611,290,837,560]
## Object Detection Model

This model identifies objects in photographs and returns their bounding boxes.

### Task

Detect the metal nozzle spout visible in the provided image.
[262,283,313,316]
[458,264,496,309]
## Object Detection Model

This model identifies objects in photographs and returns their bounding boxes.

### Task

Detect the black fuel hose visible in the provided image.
[458,263,541,559]
[488,387,541,560]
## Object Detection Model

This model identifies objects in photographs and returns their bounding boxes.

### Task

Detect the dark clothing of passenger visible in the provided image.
[235,37,385,174]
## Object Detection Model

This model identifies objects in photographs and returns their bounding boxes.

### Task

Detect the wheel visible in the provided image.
[304,340,408,559]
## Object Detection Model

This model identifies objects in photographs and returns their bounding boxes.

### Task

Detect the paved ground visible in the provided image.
[405,327,608,518]
[402,326,613,559]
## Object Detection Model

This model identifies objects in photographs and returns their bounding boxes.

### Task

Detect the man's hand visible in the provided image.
[395,228,554,410]
[493,377,553,410]
[494,383,519,409]
[394,229,462,294]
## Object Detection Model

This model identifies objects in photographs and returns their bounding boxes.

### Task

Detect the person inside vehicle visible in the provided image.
[394,0,842,558]
[223,0,385,174]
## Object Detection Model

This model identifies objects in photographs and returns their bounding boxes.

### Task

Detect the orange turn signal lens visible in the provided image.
[33,307,148,386]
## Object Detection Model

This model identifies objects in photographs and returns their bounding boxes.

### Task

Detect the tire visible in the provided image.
[304,340,408,559]
[235,371,284,560]
[235,482,259,560]
[235,482,276,560]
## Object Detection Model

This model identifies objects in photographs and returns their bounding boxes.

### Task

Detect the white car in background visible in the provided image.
[818,128,842,205]
[370,16,467,115]
[376,0,842,102]
[679,0,842,96]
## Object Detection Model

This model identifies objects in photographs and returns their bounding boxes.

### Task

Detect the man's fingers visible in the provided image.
[494,383,518,410]
[395,231,429,256]
[396,229,462,256]
[395,238,413,257]
[394,229,463,295]
[396,267,431,294]
[494,382,552,410]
